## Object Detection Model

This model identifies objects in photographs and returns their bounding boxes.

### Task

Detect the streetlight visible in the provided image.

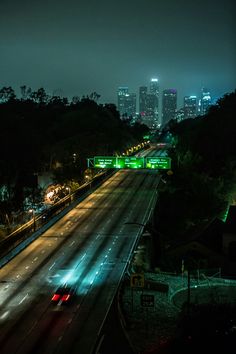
[29,209,36,232]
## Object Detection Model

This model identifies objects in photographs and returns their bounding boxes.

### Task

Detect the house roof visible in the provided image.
[197,218,224,253]
[165,206,236,256]
[166,218,224,255]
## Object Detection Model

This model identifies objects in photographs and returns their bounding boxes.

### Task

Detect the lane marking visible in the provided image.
[49,262,56,270]
[0,311,9,320]
[19,293,28,304]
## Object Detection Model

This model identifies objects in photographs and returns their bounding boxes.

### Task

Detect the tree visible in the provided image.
[30,88,49,104]
[71,96,80,105]
[0,86,16,102]
[20,85,32,100]
[154,90,236,243]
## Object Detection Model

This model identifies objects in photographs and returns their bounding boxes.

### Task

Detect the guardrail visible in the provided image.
[0,169,116,267]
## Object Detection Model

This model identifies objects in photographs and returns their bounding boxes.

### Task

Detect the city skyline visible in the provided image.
[117,81,213,127]
[117,80,215,110]
[0,0,235,106]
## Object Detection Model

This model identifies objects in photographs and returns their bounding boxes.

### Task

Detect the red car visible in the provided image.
[51,284,76,304]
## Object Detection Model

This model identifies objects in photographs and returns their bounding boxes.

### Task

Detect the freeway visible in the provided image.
[0,147,166,354]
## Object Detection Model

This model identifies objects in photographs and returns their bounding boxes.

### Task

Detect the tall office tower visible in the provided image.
[124,93,136,118]
[117,87,129,116]
[162,89,177,126]
[139,86,148,115]
[184,95,197,119]
[138,79,159,129]
[139,86,153,128]
[149,78,159,128]
[117,87,136,119]
[138,89,154,129]
[200,87,211,115]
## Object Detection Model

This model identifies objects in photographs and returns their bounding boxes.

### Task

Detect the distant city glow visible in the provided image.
[203,95,211,100]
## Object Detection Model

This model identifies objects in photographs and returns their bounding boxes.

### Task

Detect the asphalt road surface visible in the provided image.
[0,147,165,354]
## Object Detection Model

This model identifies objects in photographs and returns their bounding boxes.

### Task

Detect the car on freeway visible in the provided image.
[51,284,76,304]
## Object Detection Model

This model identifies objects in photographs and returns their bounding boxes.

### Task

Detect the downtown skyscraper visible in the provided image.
[162,89,177,126]
[138,78,160,129]
[117,87,136,119]
[184,95,197,119]
[200,87,212,115]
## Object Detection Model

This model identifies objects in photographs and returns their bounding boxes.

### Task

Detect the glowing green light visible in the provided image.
[94,156,117,168]
[91,156,171,170]
[222,205,230,222]
[145,157,171,169]
[117,157,145,169]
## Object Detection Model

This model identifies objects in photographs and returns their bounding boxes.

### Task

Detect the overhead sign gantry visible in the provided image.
[88,156,171,170]
[145,157,171,169]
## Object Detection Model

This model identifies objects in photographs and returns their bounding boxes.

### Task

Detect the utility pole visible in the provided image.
[187,269,191,315]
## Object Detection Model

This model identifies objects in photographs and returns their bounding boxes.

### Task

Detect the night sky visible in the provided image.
[0,0,235,108]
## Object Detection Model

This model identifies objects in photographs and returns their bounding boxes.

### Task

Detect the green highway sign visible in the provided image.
[116,157,144,169]
[94,156,117,168]
[89,156,171,170]
[145,157,171,169]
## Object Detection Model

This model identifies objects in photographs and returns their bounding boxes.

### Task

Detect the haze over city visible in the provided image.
[0,0,235,106]
[1,0,236,353]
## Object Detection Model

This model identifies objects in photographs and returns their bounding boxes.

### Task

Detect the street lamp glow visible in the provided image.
[29,209,36,232]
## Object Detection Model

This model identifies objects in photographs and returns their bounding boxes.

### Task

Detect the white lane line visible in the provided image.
[0,311,9,320]
[25,266,29,270]
[49,262,56,270]
[19,293,28,304]
[41,250,45,254]
[70,241,75,246]
[33,257,38,262]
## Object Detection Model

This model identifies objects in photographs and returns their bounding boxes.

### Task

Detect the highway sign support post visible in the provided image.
[130,273,145,312]
[140,294,155,334]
